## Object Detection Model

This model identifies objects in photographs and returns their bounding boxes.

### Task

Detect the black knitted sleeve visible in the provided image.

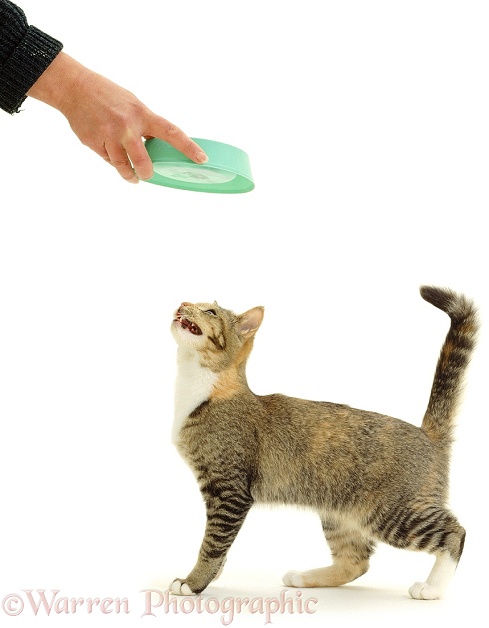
[0,0,63,114]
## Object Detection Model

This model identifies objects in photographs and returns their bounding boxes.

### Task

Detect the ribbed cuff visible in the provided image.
[0,25,63,114]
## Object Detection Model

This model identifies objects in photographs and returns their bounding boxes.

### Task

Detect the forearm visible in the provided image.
[0,0,63,114]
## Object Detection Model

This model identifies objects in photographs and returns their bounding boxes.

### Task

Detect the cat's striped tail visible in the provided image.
[420,285,478,446]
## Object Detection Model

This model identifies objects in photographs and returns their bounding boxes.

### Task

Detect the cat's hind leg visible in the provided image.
[375,503,466,599]
[408,516,465,600]
[283,517,375,588]
[409,551,460,600]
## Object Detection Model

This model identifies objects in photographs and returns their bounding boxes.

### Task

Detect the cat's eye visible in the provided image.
[205,309,217,316]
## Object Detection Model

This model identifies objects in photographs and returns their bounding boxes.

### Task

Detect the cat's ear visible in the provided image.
[237,307,264,339]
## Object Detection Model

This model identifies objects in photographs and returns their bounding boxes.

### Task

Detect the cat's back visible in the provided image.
[252,393,440,508]
[257,394,435,468]
[257,392,420,431]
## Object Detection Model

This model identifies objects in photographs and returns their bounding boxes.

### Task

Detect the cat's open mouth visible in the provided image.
[175,316,202,336]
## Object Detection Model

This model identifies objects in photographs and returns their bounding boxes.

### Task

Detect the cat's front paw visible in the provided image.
[409,581,442,600]
[170,578,196,596]
[282,570,305,587]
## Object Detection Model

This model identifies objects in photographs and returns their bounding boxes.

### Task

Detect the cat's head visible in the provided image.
[171,301,264,371]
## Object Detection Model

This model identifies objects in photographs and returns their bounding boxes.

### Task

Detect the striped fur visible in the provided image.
[420,286,478,445]
[169,287,478,599]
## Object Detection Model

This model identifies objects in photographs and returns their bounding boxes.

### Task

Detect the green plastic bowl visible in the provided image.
[144,137,254,194]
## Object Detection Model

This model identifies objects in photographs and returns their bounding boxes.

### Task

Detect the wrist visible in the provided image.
[27,52,88,116]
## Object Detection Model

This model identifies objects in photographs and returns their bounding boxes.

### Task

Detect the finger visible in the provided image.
[104,143,139,184]
[91,144,111,162]
[147,115,208,164]
[124,135,155,181]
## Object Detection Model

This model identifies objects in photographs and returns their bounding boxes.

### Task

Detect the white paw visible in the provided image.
[170,579,195,596]
[282,570,305,587]
[409,581,442,600]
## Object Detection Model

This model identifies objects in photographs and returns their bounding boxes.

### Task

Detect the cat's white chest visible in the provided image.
[172,350,218,445]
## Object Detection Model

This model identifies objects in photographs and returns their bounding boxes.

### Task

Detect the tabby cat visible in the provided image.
[169,286,477,600]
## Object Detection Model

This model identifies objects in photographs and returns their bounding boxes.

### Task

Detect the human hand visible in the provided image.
[28,52,208,183]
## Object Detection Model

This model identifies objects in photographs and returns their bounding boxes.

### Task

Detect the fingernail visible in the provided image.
[196,151,208,163]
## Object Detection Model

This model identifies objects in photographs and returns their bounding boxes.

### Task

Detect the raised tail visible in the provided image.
[420,285,478,446]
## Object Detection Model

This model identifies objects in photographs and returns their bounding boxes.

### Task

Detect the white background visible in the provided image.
[1,1,488,626]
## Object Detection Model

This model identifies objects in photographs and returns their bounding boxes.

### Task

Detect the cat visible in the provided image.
[169,286,477,600]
